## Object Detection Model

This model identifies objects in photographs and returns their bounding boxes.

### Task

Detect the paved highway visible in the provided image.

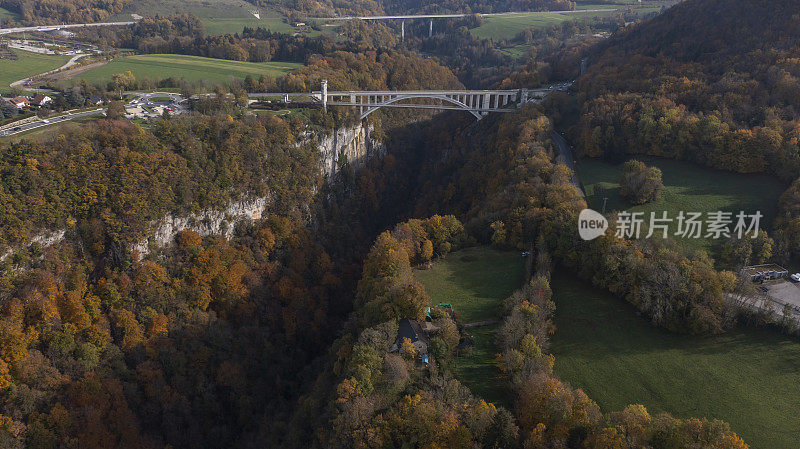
[551,131,583,195]
[0,92,188,137]
[0,21,135,36]
[315,9,616,20]
[0,108,105,137]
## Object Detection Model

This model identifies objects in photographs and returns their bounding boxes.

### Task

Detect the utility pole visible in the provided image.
[400,20,405,41]
[602,197,608,214]
[429,20,433,38]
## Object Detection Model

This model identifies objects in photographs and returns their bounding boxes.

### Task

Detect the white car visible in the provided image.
[791,273,800,283]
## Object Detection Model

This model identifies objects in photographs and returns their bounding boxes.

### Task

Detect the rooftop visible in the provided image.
[742,264,789,277]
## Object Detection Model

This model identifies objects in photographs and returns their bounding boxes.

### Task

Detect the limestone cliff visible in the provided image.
[1,122,382,264]
[316,122,384,177]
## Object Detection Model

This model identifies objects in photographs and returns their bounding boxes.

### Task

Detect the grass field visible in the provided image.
[77,54,302,86]
[471,9,615,41]
[0,49,71,94]
[578,157,786,255]
[112,0,261,20]
[0,5,19,21]
[414,247,525,323]
[471,1,670,40]
[414,246,525,406]
[109,0,301,36]
[550,272,800,449]
[202,17,297,35]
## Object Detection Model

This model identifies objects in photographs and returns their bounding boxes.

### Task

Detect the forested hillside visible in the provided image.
[0,1,787,447]
[568,0,800,257]
[273,107,748,448]
[572,0,800,180]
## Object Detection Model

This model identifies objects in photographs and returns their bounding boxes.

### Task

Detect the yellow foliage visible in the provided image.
[0,360,11,390]
[400,337,416,359]
[336,378,357,402]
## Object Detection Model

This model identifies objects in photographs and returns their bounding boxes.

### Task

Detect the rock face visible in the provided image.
[133,121,381,257]
[316,122,384,177]
[2,122,382,264]
[0,230,66,263]
[132,196,270,258]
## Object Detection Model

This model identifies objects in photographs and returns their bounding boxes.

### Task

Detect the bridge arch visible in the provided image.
[359,93,483,120]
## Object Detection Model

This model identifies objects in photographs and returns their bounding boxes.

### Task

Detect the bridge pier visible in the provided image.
[321,79,328,111]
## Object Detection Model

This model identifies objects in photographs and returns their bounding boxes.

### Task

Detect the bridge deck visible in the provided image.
[325,102,518,112]
[313,9,616,20]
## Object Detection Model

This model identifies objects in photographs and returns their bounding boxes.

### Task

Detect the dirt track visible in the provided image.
[43,60,108,82]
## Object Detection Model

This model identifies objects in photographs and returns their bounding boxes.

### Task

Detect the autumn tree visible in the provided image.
[105,100,125,120]
[111,70,135,97]
[619,159,663,205]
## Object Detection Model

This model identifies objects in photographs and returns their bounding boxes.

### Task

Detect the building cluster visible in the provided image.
[4,93,53,110]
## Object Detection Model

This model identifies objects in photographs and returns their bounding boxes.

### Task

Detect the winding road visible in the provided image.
[9,53,92,90]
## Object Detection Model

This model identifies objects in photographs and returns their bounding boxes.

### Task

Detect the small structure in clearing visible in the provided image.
[390,318,429,354]
[742,264,789,282]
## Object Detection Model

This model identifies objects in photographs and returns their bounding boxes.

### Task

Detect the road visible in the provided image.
[315,9,617,20]
[551,131,583,195]
[0,84,567,137]
[0,21,135,36]
[0,108,105,137]
[10,53,91,90]
[0,92,190,137]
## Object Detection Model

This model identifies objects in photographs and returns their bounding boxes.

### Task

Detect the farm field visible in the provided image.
[201,17,296,35]
[0,49,71,94]
[109,0,303,35]
[414,246,525,406]
[76,54,302,86]
[578,157,786,255]
[471,1,668,40]
[112,0,261,20]
[471,12,600,40]
[550,272,800,449]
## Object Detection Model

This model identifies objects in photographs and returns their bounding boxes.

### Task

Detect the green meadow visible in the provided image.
[77,54,302,86]
[0,49,71,94]
[551,272,800,449]
[578,157,785,255]
[414,246,525,406]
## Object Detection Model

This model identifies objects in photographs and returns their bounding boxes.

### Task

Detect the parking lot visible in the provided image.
[761,278,800,310]
[125,93,187,119]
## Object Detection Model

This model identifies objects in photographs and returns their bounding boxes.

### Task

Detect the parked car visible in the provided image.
[791,273,800,282]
